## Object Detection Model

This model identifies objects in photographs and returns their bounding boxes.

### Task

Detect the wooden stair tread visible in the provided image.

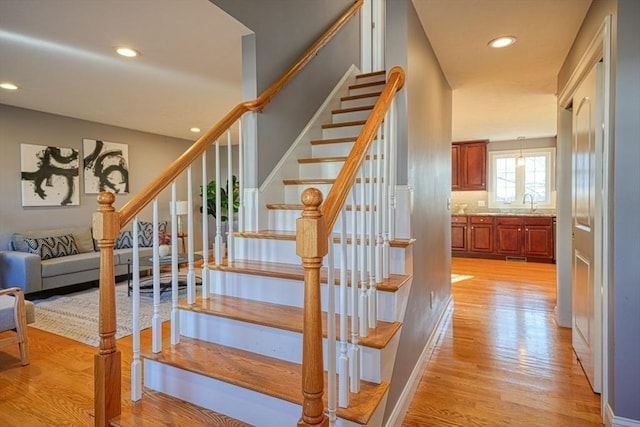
[214,258,411,292]
[356,70,386,79]
[310,136,358,145]
[322,119,366,129]
[341,91,381,101]
[144,337,388,425]
[282,177,381,185]
[266,203,375,212]
[110,389,251,427]
[331,104,375,115]
[348,80,386,90]
[183,294,402,349]
[234,229,415,248]
[297,154,381,164]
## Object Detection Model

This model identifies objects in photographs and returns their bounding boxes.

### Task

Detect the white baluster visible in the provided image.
[327,241,336,425]
[389,98,397,241]
[131,217,141,401]
[186,166,196,305]
[152,198,162,353]
[382,108,390,279]
[339,207,350,407]
[238,118,244,233]
[368,138,376,327]
[201,152,210,299]
[171,183,180,345]
[349,190,360,392]
[227,130,234,263]
[359,168,368,338]
[215,139,223,265]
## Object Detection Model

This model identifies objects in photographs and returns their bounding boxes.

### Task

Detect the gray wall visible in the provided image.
[0,104,232,252]
[558,0,640,420]
[383,0,453,421]
[210,0,360,186]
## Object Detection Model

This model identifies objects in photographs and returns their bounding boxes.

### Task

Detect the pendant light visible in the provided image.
[517,136,525,166]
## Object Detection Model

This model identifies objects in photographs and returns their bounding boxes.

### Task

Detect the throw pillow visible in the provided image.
[24,234,79,260]
[115,230,134,249]
[138,221,167,247]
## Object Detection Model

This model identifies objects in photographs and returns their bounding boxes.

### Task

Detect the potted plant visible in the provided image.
[200,175,240,241]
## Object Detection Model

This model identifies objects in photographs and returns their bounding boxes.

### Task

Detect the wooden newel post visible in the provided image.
[296,188,329,427]
[92,192,122,426]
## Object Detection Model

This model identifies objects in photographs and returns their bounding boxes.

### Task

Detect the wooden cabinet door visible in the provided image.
[461,142,487,190]
[495,217,523,255]
[524,217,554,259]
[469,216,493,253]
[452,144,461,190]
[451,223,467,251]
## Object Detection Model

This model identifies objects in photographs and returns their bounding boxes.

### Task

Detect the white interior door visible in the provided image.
[571,63,602,393]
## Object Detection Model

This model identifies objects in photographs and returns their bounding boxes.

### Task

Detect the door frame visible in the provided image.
[557,15,612,421]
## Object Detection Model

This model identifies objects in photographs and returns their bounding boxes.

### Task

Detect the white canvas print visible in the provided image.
[20,144,80,206]
[83,139,129,194]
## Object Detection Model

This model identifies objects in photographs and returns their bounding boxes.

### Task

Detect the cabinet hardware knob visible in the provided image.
[518,228,521,231]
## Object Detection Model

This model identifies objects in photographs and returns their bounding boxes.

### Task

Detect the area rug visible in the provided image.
[30,282,178,347]
[451,274,474,283]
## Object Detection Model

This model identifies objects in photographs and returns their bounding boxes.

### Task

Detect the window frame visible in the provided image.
[487,147,556,210]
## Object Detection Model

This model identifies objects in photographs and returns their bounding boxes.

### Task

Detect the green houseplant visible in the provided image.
[200,175,240,223]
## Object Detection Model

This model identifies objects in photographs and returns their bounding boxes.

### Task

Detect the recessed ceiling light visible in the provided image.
[190,127,201,133]
[115,47,141,58]
[488,36,517,49]
[0,82,19,90]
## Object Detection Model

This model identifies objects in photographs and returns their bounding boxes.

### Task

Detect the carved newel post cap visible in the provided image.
[301,188,323,213]
[96,191,116,212]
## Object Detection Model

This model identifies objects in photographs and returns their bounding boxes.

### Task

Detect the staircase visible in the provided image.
[135,70,413,426]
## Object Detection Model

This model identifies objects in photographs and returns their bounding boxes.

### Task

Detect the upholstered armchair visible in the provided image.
[0,287,35,365]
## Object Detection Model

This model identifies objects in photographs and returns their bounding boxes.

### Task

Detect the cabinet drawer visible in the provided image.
[496,216,522,225]
[470,216,493,224]
[452,216,467,224]
[524,216,553,226]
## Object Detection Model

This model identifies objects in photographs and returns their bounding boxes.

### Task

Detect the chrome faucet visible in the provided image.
[523,193,536,213]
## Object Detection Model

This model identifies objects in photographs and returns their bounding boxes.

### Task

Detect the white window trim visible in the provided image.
[488,147,556,210]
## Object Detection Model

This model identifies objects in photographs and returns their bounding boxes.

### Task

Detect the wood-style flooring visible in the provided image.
[0,257,602,426]
[402,257,602,427]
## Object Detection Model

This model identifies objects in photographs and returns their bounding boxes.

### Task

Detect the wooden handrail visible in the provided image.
[321,66,405,230]
[119,0,364,228]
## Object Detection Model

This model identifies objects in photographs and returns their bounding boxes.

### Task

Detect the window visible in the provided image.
[488,148,556,209]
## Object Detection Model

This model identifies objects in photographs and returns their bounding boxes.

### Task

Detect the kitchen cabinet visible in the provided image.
[451,215,468,252]
[468,216,493,253]
[452,140,487,191]
[452,215,555,263]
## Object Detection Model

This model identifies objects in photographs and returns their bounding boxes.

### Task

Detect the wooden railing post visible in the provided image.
[296,188,329,427]
[92,192,121,426]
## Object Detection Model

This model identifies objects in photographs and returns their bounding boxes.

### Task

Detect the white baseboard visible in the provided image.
[384,295,454,427]
[606,404,640,427]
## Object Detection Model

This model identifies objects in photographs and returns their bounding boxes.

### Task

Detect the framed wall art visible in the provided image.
[20,144,80,206]
[83,138,129,194]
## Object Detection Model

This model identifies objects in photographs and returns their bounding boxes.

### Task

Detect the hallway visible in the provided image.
[402,257,602,426]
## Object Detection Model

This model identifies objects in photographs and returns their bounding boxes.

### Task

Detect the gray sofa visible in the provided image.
[0,226,154,295]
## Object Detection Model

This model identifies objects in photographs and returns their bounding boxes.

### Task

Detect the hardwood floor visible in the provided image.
[0,257,602,426]
[402,257,602,427]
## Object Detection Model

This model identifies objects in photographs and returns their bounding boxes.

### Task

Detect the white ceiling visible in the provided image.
[0,0,592,143]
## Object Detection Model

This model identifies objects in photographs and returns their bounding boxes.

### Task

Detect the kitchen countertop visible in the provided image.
[453,212,556,217]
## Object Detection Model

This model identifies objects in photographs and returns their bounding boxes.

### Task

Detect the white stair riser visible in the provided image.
[284,182,381,204]
[209,269,410,323]
[312,141,355,157]
[323,123,364,139]
[269,207,382,233]
[348,84,385,96]
[332,109,374,123]
[144,359,301,427]
[180,309,396,384]
[145,359,380,427]
[298,160,345,179]
[234,237,412,276]
[356,74,386,85]
[341,95,381,109]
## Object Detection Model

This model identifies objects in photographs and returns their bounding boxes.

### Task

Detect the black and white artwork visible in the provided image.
[83,139,129,194]
[20,144,80,207]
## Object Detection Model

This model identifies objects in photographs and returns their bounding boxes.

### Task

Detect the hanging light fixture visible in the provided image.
[517,136,526,166]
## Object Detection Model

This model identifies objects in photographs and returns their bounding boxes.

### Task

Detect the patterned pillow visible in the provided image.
[24,234,79,260]
[115,222,168,249]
